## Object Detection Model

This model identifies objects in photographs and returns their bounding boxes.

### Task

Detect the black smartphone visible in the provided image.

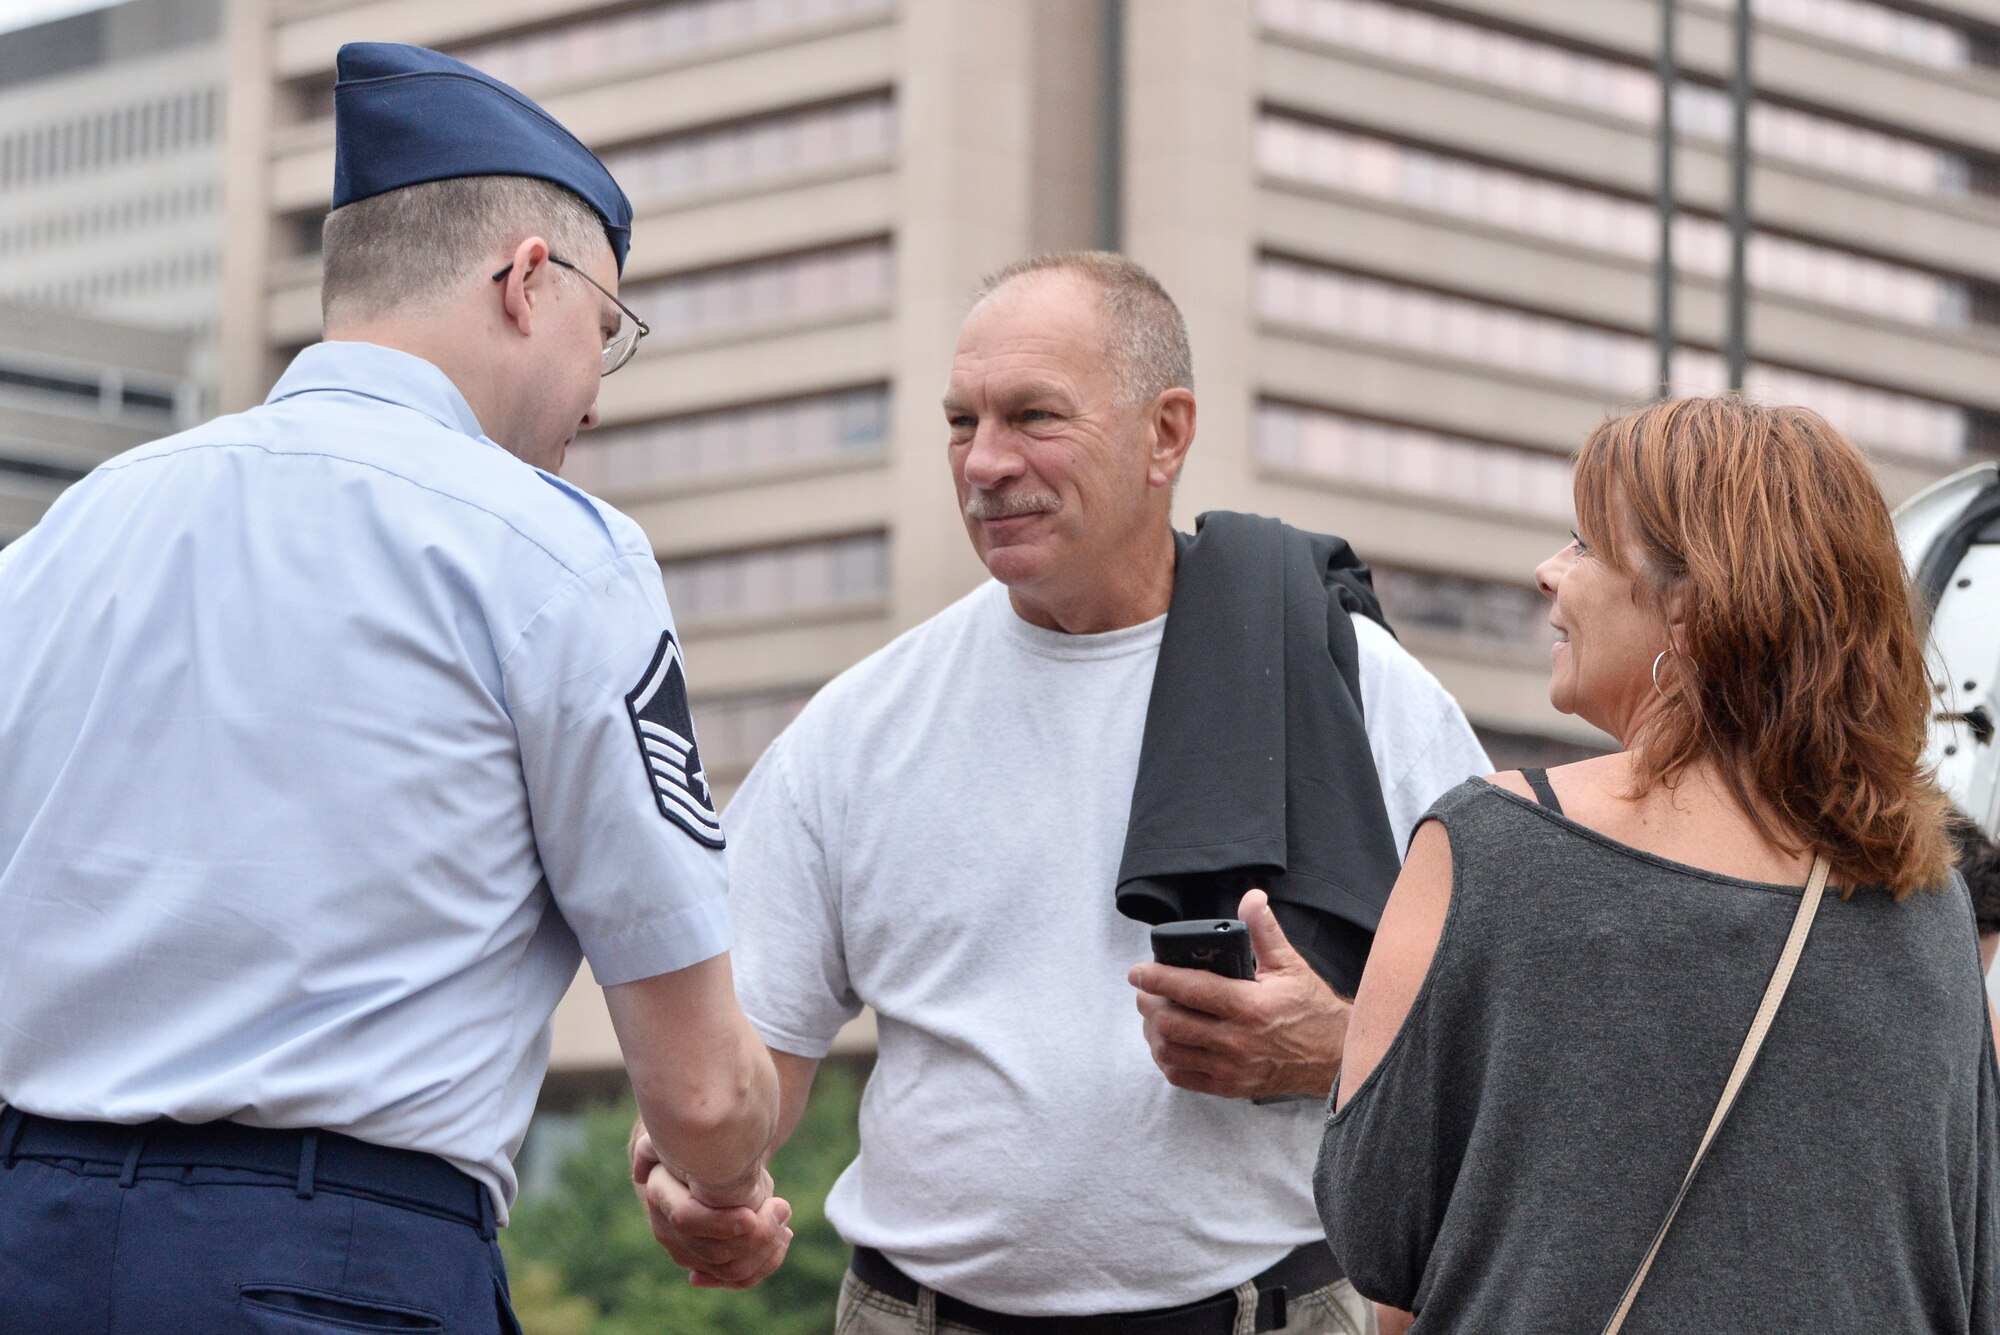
[1150,919,1256,980]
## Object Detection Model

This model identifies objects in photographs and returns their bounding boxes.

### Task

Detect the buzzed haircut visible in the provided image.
[977,251,1193,406]
[320,174,608,324]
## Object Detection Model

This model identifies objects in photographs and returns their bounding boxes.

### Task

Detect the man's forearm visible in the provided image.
[606,959,783,1209]
[769,1048,822,1149]
[634,1022,780,1205]
[630,1046,816,1182]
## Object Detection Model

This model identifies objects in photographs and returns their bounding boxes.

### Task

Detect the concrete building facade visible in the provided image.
[218,0,2000,1073]
[0,302,199,547]
[0,0,225,359]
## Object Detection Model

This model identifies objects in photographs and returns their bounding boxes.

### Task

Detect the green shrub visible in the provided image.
[503,1063,863,1335]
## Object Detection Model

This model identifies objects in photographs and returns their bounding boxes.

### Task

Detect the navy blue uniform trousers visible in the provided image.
[0,1113,521,1335]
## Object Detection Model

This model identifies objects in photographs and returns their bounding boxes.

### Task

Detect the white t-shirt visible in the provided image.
[728,579,1490,1314]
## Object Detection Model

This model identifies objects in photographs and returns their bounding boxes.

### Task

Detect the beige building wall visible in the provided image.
[221,0,2000,1074]
[0,303,197,545]
[0,0,225,403]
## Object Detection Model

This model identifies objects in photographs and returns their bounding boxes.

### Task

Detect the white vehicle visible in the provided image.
[1895,462,2000,841]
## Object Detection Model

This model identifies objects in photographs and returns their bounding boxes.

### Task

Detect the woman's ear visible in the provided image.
[1661,577,1692,654]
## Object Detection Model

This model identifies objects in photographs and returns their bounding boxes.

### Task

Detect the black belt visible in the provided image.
[850,1242,1340,1334]
[0,1107,493,1238]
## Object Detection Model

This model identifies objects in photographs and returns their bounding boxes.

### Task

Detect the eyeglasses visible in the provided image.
[490,254,650,376]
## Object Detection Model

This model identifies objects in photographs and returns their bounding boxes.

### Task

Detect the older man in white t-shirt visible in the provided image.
[635,253,1488,1333]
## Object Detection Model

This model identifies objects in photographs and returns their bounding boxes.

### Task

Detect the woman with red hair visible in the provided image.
[1318,396,1998,1332]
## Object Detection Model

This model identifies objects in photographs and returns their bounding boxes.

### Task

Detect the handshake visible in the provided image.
[628,1118,795,1289]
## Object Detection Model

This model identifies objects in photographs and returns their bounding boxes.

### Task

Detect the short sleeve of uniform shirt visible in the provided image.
[502,548,732,986]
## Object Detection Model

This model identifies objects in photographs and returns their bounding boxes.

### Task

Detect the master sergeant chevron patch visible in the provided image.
[624,630,724,849]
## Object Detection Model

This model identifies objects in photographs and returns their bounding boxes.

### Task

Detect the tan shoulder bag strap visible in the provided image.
[1600,853,1832,1335]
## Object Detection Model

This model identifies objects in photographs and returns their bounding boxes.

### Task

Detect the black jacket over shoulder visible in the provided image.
[1114,511,1401,995]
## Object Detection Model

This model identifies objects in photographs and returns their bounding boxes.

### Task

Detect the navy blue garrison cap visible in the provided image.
[332,42,634,271]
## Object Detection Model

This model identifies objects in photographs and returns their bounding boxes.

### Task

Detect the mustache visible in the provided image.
[964,491,1060,520]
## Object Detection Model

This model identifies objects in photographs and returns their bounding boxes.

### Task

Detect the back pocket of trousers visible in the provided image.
[238,1283,444,1333]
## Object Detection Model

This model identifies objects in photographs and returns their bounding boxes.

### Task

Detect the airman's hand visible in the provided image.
[630,1127,793,1288]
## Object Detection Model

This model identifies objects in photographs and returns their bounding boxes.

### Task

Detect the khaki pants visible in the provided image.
[835,1268,1377,1335]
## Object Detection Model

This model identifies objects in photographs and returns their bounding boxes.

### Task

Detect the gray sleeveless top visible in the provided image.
[1316,778,2000,1333]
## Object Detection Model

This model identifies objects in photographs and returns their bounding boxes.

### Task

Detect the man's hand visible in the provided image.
[631,1126,793,1288]
[1126,888,1348,1100]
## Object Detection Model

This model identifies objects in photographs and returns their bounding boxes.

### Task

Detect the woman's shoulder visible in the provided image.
[1424,774,1509,815]
[1418,763,1637,874]
[1424,765,1579,822]
[1431,756,1626,807]
[1416,774,1554,844]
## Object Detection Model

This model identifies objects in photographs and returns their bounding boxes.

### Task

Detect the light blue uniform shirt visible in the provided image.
[0,342,730,1217]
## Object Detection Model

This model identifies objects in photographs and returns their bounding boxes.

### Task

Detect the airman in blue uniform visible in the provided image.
[0,43,787,1332]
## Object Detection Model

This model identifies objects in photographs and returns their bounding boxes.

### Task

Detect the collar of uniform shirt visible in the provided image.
[266,341,489,443]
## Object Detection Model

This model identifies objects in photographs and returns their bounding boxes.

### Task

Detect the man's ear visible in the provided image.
[497,235,553,337]
[1148,388,1197,490]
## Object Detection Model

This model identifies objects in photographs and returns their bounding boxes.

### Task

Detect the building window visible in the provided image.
[603,93,896,209]
[286,208,328,257]
[661,531,889,624]
[1255,400,1576,520]
[1692,0,1972,69]
[1254,255,1970,462]
[565,384,888,495]
[1674,84,1966,196]
[448,0,894,96]
[0,455,89,486]
[121,384,178,415]
[0,360,102,405]
[1373,564,1555,655]
[1256,114,1974,327]
[623,239,893,342]
[691,684,820,778]
[1257,0,1987,199]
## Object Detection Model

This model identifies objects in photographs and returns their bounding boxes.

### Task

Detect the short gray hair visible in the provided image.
[321,175,609,324]
[977,251,1193,405]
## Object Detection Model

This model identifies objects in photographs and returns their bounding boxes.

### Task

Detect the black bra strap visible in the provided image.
[1521,767,1565,816]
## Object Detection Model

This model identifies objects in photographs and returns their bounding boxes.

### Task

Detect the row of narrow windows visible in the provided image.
[5,250,219,309]
[1255,113,1997,332]
[285,0,892,121]
[1254,253,1977,465]
[0,87,221,189]
[0,359,180,418]
[1263,0,2000,201]
[0,181,219,256]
